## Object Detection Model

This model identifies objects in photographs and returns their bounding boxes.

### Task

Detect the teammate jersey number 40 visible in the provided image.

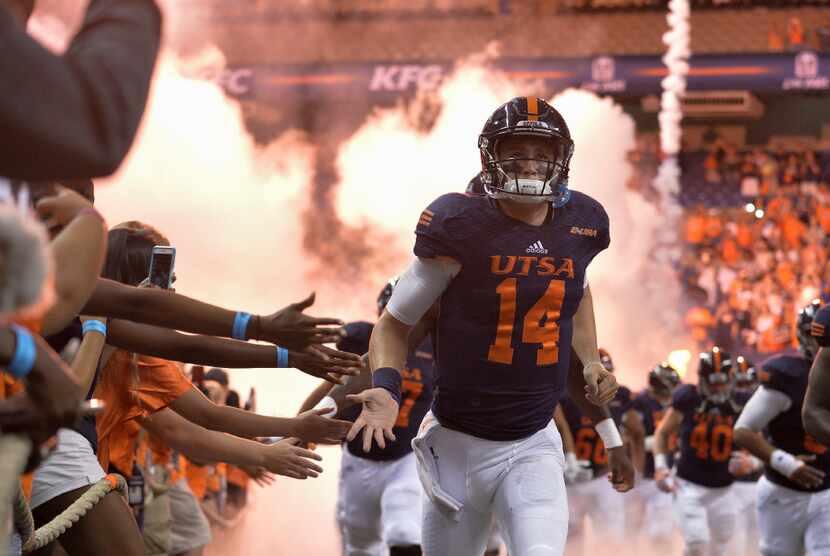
[488,278,566,366]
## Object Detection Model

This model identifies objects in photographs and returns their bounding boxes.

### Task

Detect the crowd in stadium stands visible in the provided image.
[676,141,830,359]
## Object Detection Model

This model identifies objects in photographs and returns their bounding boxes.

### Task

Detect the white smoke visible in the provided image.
[654,0,690,227]
[659,0,690,157]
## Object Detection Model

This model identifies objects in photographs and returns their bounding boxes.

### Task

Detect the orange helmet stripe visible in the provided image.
[527,96,539,121]
[714,349,721,371]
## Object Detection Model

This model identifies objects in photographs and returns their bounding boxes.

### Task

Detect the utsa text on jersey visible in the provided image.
[490,255,576,278]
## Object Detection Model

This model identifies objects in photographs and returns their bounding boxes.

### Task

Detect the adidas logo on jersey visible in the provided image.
[526,241,548,254]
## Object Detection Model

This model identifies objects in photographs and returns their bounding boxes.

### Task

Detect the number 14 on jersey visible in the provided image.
[488,278,566,366]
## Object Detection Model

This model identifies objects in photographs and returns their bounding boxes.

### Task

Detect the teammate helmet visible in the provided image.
[466,173,486,195]
[797,299,823,361]
[478,97,573,207]
[733,355,758,391]
[376,276,399,316]
[599,348,614,372]
[698,347,734,403]
[648,362,681,397]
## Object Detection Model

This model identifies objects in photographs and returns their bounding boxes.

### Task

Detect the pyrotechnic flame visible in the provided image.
[668,349,692,378]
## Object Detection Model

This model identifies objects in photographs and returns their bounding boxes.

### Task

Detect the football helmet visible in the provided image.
[466,173,486,195]
[733,355,758,392]
[797,299,823,361]
[336,321,374,356]
[648,362,681,398]
[376,276,399,316]
[599,347,614,372]
[478,97,573,207]
[698,347,734,403]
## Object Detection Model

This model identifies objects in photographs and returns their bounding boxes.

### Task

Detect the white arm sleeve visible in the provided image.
[734,386,793,432]
[386,257,461,326]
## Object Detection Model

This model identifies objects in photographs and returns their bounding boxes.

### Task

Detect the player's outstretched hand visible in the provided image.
[654,467,676,493]
[790,455,826,489]
[292,408,353,444]
[583,361,618,406]
[346,388,398,453]
[261,437,324,480]
[259,293,346,350]
[607,446,635,492]
[289,345,362,385]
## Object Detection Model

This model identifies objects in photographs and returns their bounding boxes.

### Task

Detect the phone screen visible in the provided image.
[149,249,175,289]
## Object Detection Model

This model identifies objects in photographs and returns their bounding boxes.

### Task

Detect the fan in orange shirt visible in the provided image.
[781,213,807,250]
[684,207,706,246]
[95,351,192,477]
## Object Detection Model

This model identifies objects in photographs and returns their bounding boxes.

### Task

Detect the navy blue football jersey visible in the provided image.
[560,386,630,477]
[673,384,740,488]
[813,304,830,347]
[630,390,675,479]
[760,354,830,492]
[415,192,610,441]
[342,338,435,461]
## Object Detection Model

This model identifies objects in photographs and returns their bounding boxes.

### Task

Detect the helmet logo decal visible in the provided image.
[526,96,539,121]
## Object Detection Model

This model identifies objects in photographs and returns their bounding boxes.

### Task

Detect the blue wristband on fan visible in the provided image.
[82,320,107,337]
[8,324,36,378]
[232,312,252,340]
[372,367,402,406]
[276,347,289,368]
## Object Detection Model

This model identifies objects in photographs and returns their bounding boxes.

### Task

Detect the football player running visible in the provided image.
[654,348,741,556]
[734,301,830,556]
[624,362,682,549]
[347,97,635,556]
[299,280,435,556]
[561,348,631,554]
[729,356,764,556]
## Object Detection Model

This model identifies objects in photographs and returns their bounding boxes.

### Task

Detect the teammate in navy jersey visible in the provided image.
[729,356,764,556]
[735,300,830,556]
[560,349,631,554]
[299,281,435,556]
[623,361,681,547]
[347,97,634,556]
[655,347,741,556]
[804,302,830,446]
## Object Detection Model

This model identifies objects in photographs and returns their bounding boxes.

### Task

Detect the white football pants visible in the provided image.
[337,449,422,556]
[672,477,736,556]
[413,412,568,556]
[567,474,625,541]
[757,475,830,556]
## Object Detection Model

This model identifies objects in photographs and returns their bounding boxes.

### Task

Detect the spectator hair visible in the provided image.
[102,221,170,286]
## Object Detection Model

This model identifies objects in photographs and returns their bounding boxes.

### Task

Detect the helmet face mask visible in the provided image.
[648,362,680,398]
[698,348,734,404]
[734,355,758,393]
[797,299,822,361]
[479,98,574,208]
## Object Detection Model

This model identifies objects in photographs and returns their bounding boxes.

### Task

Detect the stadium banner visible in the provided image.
[208,51,830,100]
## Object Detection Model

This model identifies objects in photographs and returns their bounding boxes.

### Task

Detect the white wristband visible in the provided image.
[655,453,669,471]
[595,418,623,449]
[313,396,338,417]
[644,435,655,453]
[770,449,803,478]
